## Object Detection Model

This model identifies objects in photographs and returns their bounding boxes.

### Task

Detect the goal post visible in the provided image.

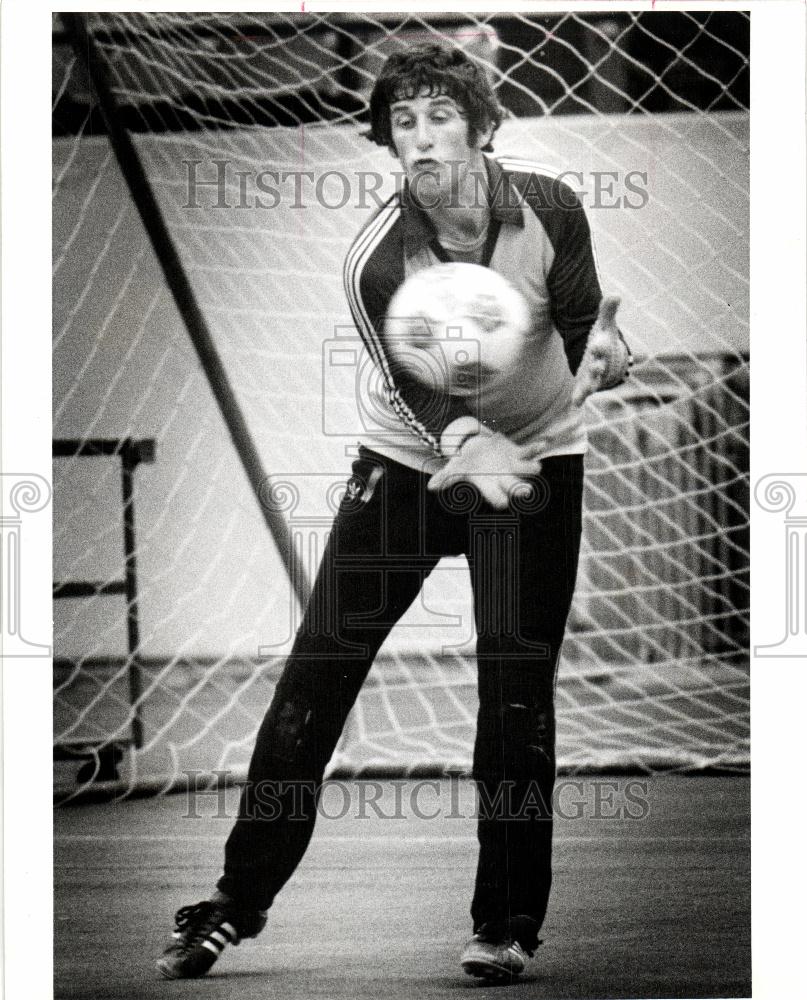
[52,10,749,798]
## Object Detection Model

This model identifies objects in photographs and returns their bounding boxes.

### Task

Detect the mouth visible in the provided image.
[413,158,440,171]
[452,367,480,391]
[452,362,498,391]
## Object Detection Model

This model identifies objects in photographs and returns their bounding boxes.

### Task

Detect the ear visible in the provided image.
[475,122,495,150]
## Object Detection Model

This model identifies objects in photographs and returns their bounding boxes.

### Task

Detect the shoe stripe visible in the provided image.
[219,921,238,942]
[201,939,224,956]
[208,930,230,947]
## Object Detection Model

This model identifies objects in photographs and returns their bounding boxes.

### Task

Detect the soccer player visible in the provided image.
[157,42,630,982]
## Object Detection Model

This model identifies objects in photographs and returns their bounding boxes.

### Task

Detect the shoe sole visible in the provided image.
[462,958,524,981]
[155,958,212,980]
[156,959,181,980]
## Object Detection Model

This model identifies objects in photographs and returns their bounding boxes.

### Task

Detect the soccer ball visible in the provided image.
[384,262,531,397]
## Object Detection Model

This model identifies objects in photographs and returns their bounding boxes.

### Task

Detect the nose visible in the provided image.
[415,117,433,150]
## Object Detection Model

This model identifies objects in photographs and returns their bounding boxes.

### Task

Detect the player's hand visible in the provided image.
[572,296,632,407]
[427,429,544,510]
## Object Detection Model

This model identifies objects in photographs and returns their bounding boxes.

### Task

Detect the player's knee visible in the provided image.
[474,703,555,781]
[508,703,555,773]
[476,630,564,667]
[268,698,314,765]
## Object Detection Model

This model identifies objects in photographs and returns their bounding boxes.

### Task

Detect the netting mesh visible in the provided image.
[52,11,749,798]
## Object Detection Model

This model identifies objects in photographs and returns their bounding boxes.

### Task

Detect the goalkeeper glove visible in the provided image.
[428,417,544,510]
[572,295,633,407]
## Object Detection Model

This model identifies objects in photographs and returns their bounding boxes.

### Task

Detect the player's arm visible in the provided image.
[345,249,473,455]
[344,255,542,505]
[544,180,632,403]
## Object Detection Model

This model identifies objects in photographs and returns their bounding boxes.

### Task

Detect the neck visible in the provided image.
[425,151,490,241]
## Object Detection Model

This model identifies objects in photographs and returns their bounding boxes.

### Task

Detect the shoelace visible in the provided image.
[173,902,224,949]
[475,927,541,958]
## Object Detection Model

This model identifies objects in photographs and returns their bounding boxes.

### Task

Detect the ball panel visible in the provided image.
[384,263,531,397]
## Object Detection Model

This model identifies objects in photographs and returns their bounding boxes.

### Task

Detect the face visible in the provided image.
[388,90,490,206]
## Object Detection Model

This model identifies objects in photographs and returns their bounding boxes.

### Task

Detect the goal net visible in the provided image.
[52,11,749,798]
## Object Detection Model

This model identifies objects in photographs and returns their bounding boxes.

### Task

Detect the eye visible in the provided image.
[406,319,434,347]
[393,114,414,129]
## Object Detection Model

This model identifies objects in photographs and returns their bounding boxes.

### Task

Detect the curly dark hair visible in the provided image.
[366,43,504,153]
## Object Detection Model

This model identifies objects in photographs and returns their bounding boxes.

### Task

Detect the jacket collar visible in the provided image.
[400,155,524,255]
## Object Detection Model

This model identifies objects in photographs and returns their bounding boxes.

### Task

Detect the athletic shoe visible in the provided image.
[460,929,534,981]
[156,900,267,979]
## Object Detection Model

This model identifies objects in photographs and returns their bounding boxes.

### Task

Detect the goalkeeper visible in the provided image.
[157,42,631,982]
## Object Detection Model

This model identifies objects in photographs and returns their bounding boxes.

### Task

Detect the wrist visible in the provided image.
[440,416,487,458]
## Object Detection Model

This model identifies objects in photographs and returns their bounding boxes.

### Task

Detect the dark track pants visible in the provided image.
[218,447,584,948]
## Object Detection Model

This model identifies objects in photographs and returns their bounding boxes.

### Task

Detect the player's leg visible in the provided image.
[157,449,443,978]
[463,454,584,978]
